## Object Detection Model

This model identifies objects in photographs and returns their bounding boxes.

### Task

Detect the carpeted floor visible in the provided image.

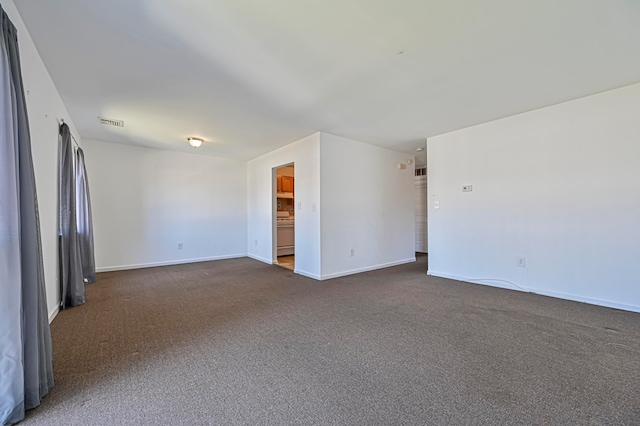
[24,255,640,425]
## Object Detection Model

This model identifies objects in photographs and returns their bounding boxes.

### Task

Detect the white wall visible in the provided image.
[247,132,415,280]
[84,140,247,271]
[319,133,416,279]
[428,83,640,312]
[247,133,321,278]
[3,0,83,320]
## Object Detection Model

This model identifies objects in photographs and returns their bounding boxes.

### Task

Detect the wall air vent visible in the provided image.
[99,117,125,127]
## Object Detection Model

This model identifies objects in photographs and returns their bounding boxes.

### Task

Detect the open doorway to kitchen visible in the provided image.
[415,142,428,272]
[273,163,295,270]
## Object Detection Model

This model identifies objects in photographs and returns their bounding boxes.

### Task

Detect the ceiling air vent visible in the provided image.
[99,117,124,127]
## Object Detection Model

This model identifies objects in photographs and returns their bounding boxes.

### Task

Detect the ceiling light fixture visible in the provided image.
[416,147,424,152]
[188,137,203,148]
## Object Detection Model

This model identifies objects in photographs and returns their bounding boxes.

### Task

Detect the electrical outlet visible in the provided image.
[297,201,301,210]
[517,256,526,267]
[350,248,355,257]
[177,242,183,250]
[312,203,316,212]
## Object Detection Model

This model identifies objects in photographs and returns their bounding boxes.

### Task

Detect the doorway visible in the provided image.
[274,163,295,270]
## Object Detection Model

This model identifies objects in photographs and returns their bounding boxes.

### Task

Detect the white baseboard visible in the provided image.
[319,257,416,281]
[247,253,276,264]
[48,305,60,324]
[96,253,247,273]
[249,255,416,281]
[534,289,640,313]
[427,271,526,292]
[427,270,640,313]
[293,269,321,280]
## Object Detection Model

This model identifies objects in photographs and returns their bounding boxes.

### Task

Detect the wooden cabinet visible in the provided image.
[282,176,294,193]
[276,175,294,194]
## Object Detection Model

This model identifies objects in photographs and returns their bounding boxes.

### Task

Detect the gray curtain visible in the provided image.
[58,123,85,307]
[0,6,54,425]
[75,147,96,284]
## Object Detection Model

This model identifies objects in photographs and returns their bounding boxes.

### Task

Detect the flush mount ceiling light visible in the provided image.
[416,147,424,152]
[187,137,203,148]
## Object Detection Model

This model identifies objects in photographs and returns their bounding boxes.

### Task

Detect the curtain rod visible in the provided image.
[57,118,80,148]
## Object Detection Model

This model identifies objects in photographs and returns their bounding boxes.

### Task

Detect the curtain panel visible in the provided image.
[75,147,96,284]
[58,122,85,307]
[0,6,54,424]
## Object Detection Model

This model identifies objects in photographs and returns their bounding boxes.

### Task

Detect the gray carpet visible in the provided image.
[24,255,640,425]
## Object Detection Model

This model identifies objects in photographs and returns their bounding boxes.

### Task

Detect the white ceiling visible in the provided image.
[15,0,640,163]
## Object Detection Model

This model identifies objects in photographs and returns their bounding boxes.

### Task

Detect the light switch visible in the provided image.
[297,201,301,210]
[434,201,440,209]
